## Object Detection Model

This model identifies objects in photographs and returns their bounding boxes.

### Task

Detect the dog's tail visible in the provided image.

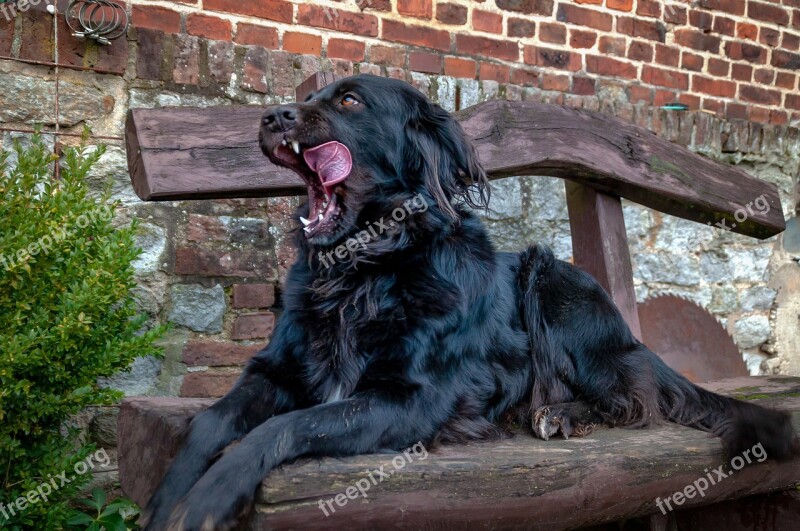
[518,243,797,461]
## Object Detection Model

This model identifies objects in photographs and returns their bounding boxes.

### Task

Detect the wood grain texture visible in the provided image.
[125,99,785,238]
[566,183,642,340]
[117,377,800,530]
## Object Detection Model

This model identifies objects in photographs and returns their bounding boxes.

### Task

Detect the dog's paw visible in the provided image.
[532,405,594,441]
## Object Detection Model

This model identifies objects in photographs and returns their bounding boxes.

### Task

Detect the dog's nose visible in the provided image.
[263,106,298,132]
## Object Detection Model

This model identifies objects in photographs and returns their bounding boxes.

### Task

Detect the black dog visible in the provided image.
[142,74,797,530]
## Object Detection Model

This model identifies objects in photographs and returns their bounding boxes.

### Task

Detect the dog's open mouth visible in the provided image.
[272,140,353,238]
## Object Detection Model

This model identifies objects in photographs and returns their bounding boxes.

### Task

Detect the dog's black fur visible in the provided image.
[142,74,797,530]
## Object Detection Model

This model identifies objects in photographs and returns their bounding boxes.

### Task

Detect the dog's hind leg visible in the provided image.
[532,401,604,440]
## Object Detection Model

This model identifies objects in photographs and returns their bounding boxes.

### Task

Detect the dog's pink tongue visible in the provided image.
[303,141,352,187]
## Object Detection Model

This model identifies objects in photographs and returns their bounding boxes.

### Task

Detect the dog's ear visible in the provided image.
[404,99,490,220]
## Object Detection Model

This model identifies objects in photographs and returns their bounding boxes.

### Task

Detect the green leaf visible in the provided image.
[98,512,127,531]
[66,512,95,526]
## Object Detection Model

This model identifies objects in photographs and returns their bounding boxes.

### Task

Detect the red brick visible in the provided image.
[205,0,292,23]
[132,5,181,33]
[712,16,735,36]
[511,68,539,86]
[769,110,788,126]
[382,19,450,51]
[664,4,688,24]
[726,102,748,121]
[0,16,12,56]
[175,247,273,277]
[731,63,752,81]
[628,85,652,103]
[327,38,365,61]
[173,34,201,85]
[232,284,275,309]
[524,46,582,70]
[496,0,554,16]
[599,36,626,56]
[473,9,503,33]
[786,93,800,110]
[479,62,511,82]
[708,58,730,77]
[586,55,638,78]
[608,0,633,11]
[186,14,232,41]
[575,0,603,4]
[618,16,666,42]
[298,4,379,37]
[725,41,767,63]
[748,1,790,26]
[235,23,279,48]
[642,65,689,89]
[570,29,597,48]
[674,28,720,52]
[187,215,226,242]
[681,52,704,71]
[637,0,662,17]
[702,98,725,116]
[366,0,392,11]
[748,106,770,124]
[232,312,276,340]
[283,32,321,55]
[436,3,468,25]
[444,56,477,78]
[183,341,259,367]
[369,45,406,66]
[539,22,567,43]
[572,76,595,95]
[736,22,758,40]
[398,0,432,19]
[654,90,677,107]
[783,32,800,51]
[628,41,654,62]
[456,35,519,61]
[772,49,800,69]
[136,28,166,80]
[754,68,775,85]
[655,44,680,67]
[410,51,442,73]
[556,4,612,31]
[692,75,737,98]
[677,93,701,109]
[776,72,797,90]
[760,27,781,47]
[508,18,536,38]
[694,0,745,16]
[739,85,782,105]
[540,73,570,91]
[795,10,800,30]
[181,372,239,398]
[689,9,713,31]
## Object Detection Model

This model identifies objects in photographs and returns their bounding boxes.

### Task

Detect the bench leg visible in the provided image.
[565,181,643,341]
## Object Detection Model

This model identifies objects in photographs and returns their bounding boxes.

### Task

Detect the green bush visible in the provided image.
[0,134,166,529]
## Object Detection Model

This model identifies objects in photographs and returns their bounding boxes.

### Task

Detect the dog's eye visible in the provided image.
[341,94,360,107]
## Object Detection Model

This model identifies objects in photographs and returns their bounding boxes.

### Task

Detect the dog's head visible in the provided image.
[259,74,489,247]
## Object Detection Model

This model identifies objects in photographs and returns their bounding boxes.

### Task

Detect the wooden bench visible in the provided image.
[120,72,798,529]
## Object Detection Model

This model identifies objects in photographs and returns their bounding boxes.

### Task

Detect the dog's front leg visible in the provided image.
[142,365,300,530]
[164,388,449,531]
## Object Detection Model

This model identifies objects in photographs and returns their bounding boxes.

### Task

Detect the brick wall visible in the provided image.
[123,0,800,125]
[1,1,799,399]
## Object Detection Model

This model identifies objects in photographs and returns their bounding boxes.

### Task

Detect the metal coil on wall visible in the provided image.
[65,0,128,46]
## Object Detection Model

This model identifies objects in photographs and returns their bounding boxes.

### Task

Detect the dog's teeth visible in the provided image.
[281,139,287,146]
[292,141,301,154]
[303,226,311,233]
[318,214,324,222]
[299,216,312,227]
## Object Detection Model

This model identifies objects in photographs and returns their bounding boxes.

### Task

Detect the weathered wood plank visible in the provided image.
[566,183,642,340]
[118,377,800,530]
[124,99,785,238]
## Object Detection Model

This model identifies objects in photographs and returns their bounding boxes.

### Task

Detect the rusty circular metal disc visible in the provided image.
[638,295,748,383]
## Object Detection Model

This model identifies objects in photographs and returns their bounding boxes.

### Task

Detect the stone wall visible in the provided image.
[0,2,798,405]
